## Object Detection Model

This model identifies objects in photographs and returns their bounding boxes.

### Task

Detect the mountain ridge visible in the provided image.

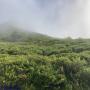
[0,24,52,42]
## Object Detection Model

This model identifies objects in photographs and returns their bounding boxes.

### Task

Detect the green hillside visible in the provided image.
[0,26,90,90]
[0,24,52,42]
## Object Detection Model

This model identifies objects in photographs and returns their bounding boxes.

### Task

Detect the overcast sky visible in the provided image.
[0,0,90,38]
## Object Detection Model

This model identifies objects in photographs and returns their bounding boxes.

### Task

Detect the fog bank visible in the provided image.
[0,0,90,38]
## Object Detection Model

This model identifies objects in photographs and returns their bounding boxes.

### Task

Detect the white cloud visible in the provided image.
[0,0,90,38]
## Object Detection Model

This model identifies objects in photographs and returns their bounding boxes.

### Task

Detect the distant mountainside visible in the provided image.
[0,24,52,42]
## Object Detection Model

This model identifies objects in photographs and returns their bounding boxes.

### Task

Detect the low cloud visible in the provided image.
[0,0,90,38]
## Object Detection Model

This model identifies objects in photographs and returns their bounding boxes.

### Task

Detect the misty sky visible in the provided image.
[0,0,90,38]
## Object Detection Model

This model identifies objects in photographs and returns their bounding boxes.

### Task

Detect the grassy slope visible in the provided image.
[0,25,90,90]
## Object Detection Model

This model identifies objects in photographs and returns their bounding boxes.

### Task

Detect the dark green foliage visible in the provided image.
[0,31,90,90]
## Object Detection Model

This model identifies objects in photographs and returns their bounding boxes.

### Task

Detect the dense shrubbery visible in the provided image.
[0,37,90,90]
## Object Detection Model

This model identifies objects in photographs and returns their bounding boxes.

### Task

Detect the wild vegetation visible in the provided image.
[0,30,90,90]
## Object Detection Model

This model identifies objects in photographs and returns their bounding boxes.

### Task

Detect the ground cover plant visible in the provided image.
[0,32,90,90]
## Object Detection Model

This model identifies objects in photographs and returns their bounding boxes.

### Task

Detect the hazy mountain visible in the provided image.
[0,23,52,42]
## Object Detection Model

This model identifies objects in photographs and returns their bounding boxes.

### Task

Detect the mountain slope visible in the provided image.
[0,24,52,42]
